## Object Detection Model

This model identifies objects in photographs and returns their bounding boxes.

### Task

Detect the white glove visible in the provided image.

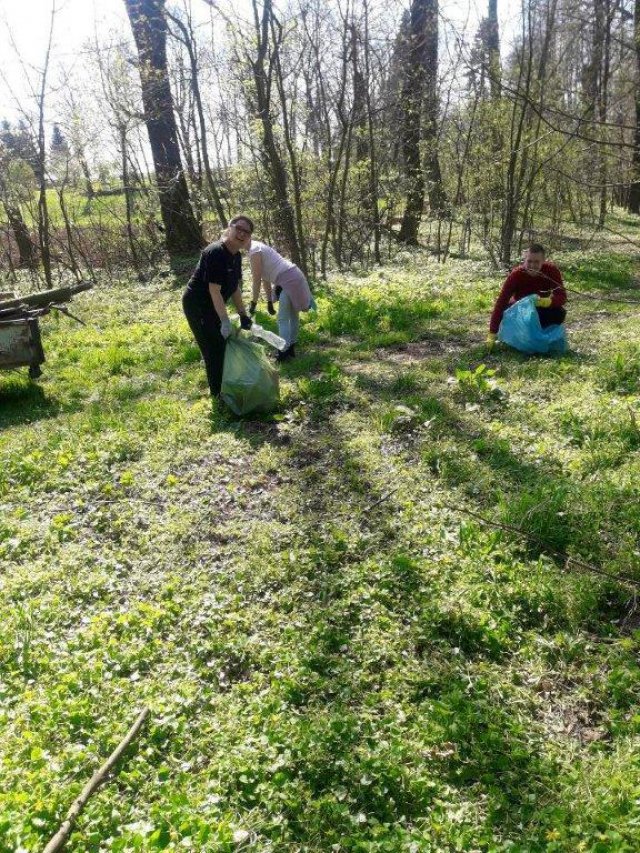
[220,318,232,339]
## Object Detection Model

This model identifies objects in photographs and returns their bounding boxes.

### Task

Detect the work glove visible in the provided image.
[239,313,253,331]
[486,332,497,350]
[249,300,257,316]
[220,318,232,339]
[267,300,276,315]
[274,285,283,300]
[536,296,552,308]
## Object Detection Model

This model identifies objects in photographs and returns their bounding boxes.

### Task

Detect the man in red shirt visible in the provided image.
[486,244,567,348]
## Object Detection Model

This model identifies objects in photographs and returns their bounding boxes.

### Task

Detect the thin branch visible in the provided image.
[43,708,150,853]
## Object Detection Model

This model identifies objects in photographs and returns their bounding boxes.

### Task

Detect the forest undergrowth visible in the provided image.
[1,235,640,851]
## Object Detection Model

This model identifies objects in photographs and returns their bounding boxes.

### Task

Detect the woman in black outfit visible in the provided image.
[182,215,254,397]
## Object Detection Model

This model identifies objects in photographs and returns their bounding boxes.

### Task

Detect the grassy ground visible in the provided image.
[1,238,640,851]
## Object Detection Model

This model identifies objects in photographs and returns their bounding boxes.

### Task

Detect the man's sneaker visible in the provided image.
[276,344,296,362]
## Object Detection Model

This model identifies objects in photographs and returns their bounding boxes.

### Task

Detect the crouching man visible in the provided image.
[487,243,567,349]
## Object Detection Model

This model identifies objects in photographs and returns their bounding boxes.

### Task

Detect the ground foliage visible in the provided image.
[1,232,640,851]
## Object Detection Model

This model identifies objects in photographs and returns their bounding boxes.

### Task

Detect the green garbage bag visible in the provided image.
[221,333,279,415]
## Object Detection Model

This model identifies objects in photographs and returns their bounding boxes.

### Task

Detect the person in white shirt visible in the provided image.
[247,239,313,361]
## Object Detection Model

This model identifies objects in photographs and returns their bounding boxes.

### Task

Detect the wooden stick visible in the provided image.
[435,500,640,589]
[364,486,400,513]
[43,707,150,853]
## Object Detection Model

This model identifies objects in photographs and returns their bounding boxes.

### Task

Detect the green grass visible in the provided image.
[1,247,640,851]
[560,252,636,292]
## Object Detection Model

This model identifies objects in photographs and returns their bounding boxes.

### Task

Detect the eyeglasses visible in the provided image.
[233,224,252,236]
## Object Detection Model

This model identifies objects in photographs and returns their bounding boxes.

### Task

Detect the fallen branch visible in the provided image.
[435,500,640,590]
[564,286,640,305]
[43,707,150,853]
[364,486,400,513]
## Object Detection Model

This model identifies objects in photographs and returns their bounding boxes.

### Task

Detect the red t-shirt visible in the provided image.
[489,262,567,334]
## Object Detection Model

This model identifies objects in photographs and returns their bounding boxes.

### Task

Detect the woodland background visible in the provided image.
[2,0,640,283]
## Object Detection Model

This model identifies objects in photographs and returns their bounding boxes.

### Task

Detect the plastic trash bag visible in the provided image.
[221,333,279,415]
[498,294,567,355]
[250,323,286,351]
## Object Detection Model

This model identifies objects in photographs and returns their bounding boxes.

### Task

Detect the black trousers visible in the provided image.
[182,291,226,396]
[536,306,566,328]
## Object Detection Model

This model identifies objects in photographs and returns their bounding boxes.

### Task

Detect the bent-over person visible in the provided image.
[247,239,313,362]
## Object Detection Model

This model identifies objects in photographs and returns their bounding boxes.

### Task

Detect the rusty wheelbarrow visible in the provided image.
[0,282,92,378]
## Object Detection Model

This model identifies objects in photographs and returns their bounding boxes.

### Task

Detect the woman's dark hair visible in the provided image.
[229,214,254,232]
[527,242,546,255]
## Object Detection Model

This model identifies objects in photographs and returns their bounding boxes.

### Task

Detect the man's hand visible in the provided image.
[486,332,497,350]
[536,296,552,308]
[267,300,276,315]
[220,318,232,339]
[239,314,253,331]
[249,300,257,316]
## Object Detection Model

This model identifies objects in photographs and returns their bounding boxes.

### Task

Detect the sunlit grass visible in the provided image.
[1,247,640,850]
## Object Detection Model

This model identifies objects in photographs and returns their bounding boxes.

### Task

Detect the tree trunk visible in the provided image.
[517,0,559,253]
[81,158,95,199]
[629,0,640,214]
[423,0,447,215]
[597,0,612,228]
[582,0,607,227]
[167,9,227,228]
[56,179,83,282]
[398,0,427,244]
[310,14,350,276]
[123,0,202,255]
[270,13,308,276]
[486,0,503,210]
[359,2,382,264]
[500,7,534,267]
[119,125,139,268]
[175,104,203,224]
[36,2,55,288]
[487,0,501,101]
[248,0,302,267]
[351,24,369,163]
[1,200,35,268]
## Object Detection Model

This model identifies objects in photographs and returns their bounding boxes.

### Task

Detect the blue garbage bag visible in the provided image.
[498,294,567,355]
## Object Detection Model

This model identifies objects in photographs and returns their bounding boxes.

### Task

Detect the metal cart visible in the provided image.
[0,282,92,378]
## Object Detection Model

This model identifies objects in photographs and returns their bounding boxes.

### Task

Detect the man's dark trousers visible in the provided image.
[182,291,226,396]
[537,306,566,328]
